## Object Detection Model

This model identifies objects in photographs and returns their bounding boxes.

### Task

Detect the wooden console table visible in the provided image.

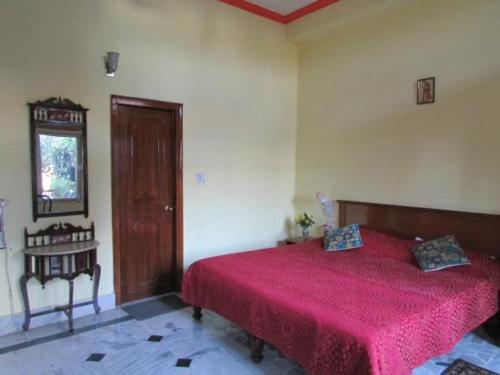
[20,223,101,332]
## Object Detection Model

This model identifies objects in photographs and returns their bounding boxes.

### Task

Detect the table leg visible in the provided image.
[93,263,101,314]
[20,276,31,331]
[68,279,74,332]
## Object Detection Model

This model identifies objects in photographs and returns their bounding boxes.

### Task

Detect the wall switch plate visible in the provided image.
[196,172,206,185]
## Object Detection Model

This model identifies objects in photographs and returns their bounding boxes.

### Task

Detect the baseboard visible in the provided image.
[120,291,180,308]
[0,293,116,336]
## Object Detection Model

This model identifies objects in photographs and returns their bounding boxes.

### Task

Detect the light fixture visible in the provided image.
[105,52,120,77]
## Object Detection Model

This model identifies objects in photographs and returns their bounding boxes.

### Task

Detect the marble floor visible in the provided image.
[0,297,499,375]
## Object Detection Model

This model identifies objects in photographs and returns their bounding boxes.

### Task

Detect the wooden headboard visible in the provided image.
[338,200,500,257]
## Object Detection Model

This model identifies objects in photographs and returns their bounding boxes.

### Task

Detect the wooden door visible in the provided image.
[111,96,183,304]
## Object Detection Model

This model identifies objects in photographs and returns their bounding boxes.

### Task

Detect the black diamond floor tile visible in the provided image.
[176,358,192,367]
[86,353,106,362]
[148,335,163,342]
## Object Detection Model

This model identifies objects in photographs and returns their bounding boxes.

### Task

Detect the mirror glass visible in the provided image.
[29,97,89,221]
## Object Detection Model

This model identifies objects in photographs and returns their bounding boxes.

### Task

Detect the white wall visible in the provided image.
[0,0,298,318]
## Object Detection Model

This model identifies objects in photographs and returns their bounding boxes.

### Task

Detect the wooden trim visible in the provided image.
[82,111,89,219]
[29,106,37,221]
[174,105,184,292]
[337,200,500,257]
[218,0,342,24]
[110,95,183,305]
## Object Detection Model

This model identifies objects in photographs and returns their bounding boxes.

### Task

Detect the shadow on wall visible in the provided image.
[284,217,295,238]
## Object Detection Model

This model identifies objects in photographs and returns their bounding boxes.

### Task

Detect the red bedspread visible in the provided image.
[182,229,500,375]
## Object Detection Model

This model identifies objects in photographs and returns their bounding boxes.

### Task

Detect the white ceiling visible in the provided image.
[246,0,317,15]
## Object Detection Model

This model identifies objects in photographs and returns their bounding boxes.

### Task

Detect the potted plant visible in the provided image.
[295,212,315,240]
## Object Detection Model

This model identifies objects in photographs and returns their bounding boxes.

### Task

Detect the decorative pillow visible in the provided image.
[324,224,363,251]
[411,235,470,272]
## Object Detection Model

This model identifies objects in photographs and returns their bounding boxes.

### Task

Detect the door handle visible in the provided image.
[164,205,174,212]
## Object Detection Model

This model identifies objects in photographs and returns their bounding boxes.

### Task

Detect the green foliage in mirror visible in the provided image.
[40,134,79,199]
[29,97,89,221]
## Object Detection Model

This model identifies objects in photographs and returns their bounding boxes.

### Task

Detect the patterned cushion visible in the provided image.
[324,224,363,251]
[411,235,470,272]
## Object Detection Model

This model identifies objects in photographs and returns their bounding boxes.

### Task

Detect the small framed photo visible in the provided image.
[417,77,435,105]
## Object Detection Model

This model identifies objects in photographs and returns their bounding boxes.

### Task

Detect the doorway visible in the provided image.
[111,95,183,304]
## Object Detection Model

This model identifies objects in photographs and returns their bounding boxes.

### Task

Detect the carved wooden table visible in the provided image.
[20,223,101,332]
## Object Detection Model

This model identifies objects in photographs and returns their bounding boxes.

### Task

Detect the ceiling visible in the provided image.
[218,0,342,24]
[248,0,317,15]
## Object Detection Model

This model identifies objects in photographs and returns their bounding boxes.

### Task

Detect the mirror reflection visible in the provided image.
[29,97,89,221]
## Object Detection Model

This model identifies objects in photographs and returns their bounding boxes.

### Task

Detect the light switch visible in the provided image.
[196,172,206,185]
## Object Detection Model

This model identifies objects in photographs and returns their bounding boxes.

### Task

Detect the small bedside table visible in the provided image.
[284,237,321,245]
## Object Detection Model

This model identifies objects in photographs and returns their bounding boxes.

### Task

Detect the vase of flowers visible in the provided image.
[295,212,315,240]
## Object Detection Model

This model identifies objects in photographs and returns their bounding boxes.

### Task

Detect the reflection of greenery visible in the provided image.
[50,176,76,198]
[40,134,78,199]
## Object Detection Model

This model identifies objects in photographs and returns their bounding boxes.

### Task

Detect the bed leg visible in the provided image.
[192,306,203,321]
[249,334,264,363]
[482,312,500,346]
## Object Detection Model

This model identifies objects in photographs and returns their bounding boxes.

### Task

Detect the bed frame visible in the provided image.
[338,200,500,257]
[192,200,500,362]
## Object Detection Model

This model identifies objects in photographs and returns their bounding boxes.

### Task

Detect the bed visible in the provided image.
[182,201,500,375]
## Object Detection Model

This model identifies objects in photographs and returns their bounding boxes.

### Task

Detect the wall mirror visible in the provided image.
[28,97,89,222]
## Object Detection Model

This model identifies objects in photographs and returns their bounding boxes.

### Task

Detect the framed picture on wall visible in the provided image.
[417,77,435,105]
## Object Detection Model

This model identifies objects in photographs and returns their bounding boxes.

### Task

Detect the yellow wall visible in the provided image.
[0,0,298,317]
[294,0,500,233]
[1,0,499,321]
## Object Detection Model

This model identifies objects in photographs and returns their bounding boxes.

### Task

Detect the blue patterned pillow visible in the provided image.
[411,235,470,272]
[324,224,363,251]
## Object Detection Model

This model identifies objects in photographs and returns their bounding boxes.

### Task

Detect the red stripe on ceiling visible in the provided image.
[218,0,343,24]
[285,0,343,24]
[218,0,287,24]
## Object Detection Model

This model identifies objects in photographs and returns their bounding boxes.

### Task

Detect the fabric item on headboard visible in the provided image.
[412,235,470,272]
[324,223,363,251]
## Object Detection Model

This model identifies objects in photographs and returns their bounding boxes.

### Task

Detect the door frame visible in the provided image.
[111,95,183,305]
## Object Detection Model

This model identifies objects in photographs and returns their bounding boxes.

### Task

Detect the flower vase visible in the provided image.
[301,227,310,240]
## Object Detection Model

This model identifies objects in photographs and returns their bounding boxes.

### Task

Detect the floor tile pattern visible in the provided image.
[0,297,498,374]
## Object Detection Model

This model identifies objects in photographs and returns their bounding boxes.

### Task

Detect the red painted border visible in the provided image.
[218,0,343,24]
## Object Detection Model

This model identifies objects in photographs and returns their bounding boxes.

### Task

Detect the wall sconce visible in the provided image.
[105,52,120,78]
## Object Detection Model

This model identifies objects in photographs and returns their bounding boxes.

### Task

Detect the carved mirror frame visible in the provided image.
[28,97,89,222]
